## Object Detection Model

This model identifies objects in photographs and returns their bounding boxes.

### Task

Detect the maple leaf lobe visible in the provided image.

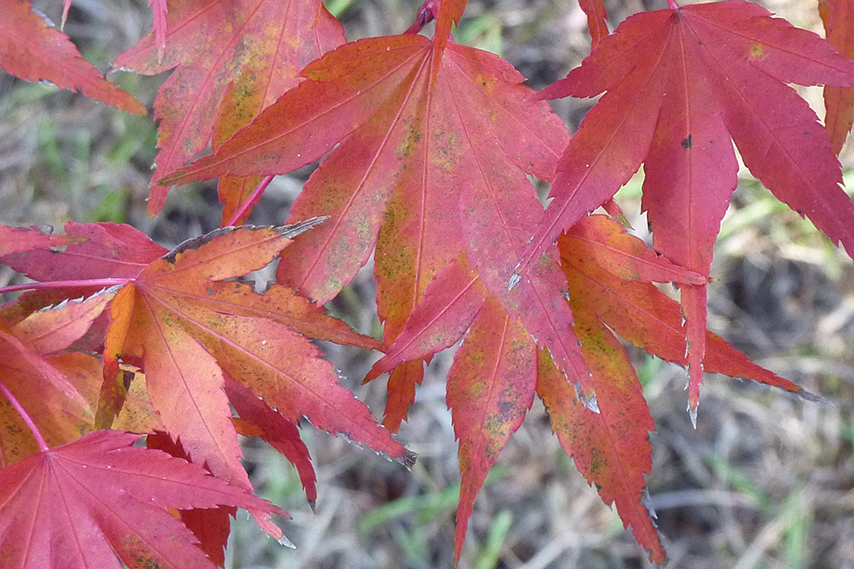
[0,0,146,115]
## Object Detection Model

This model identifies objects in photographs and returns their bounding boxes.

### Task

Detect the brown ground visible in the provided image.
[2,0,854,567]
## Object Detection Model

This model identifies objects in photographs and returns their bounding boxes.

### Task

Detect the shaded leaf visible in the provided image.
[0,295,112,465]
[227,377,317,507]
[0,335,92,466]
[146,431,237,566]
[820,0,854,153]
[12,290,112,355]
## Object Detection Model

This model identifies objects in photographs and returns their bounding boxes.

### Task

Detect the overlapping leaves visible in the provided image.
[156,0,852,561]
[2,0,852,564]
[114,0,345,216]
[162,0,605,432]
[515,0,854,418]
[0,222,409,566]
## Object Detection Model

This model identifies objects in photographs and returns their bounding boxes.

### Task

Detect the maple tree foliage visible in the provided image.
[0,221,411,567]
[1,0,854,565]
[517,0,854,422]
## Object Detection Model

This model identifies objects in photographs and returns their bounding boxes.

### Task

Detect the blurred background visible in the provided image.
[2,0,854,566]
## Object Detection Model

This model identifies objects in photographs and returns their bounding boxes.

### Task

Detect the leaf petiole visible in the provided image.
[404,0,439,35]
[225,175,275,227]
[0,378,49,452]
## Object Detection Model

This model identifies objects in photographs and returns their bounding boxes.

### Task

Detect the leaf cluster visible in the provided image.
[2,0,854,566]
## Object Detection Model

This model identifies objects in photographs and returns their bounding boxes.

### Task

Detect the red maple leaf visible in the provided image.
[513,0,854,419]
[545,214,822,560]
[0,289,122,465]
[558,215,818,400]
[362,219,687,561]
[0,0,145,115]
[365,257,539,563]
[367,212,820,562]
[0,225,71,257]
[144,430,238,565]
[1,222,169,324]
[364,255,486,430]
[160,0,606,422]
[578,0,609,48]
[0,430,285,569]
[149,0,168,62]
[95,224,408,493]
[227,376,318,508]
[1,222,410,527]
[446,297,536,565]
[5,0,847,563]
[114,0,345,216]
[3,222,168,283]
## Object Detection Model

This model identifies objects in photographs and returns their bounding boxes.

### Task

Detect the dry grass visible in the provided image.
[2,0,854,567]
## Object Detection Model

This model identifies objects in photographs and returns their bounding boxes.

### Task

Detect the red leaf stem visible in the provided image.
[225,175,275,228]
[0,377,48,452]
[405,0,439,35]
